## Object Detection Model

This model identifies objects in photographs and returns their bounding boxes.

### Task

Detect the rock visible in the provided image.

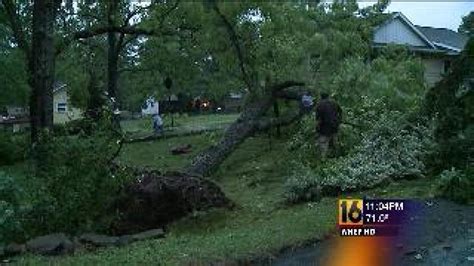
[79,233,119,247]
[26,233,74,256]
[4,243,25,256]
[131,228,165,242]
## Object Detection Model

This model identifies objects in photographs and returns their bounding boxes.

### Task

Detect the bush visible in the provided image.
[28,131,130,235]
[284,113,436,203]
[287,116,318,161]
[0,172,25,243]
[437,167,474,204]
[0,132,28,165]
[424,39,473,171]
[284,161,322,203]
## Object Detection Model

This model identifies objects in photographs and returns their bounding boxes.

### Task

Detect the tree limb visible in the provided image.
[212,2,252,90]
[158,0,181,27]
[254,110,302,131]
[274,88,307,100]
[3,0,30,61]
[269,81,305,92]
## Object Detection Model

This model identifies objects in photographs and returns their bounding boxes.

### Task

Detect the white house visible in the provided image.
[373,12,469,87]
[141,96,159,116]
[53,81,83,124]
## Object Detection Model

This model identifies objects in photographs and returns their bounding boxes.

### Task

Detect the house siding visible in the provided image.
[422,58,451,88]
[374,18,428,47]
[53,89,82,124]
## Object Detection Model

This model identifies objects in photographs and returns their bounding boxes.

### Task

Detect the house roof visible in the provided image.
[53,81,67,93]
[374,12,468,55]
[374,12,436,49]
[415,26,469,52]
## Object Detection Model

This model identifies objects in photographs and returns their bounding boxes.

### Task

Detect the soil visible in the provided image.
[255,199,474,266]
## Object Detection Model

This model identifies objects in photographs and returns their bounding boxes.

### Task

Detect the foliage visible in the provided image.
[26,130,129,235]
[424,39,474,171]
[0,172,26,243]
[0,132,29,165]
[437,167,474,204]
[326,51,425,113]
[284,113,436,203]
[287,115,317,160]
[15,133,437,265]
[458,11,473,37]
[0,49,30,107]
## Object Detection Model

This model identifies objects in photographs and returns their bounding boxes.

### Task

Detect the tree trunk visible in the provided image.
[107,0,122,129]
[29,0,58,142]
[184,81,304,177]
[107,33,119,111]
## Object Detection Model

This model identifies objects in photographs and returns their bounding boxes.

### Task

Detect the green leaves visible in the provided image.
[285,113,436,203]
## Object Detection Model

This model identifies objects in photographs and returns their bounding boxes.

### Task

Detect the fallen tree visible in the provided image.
[113,82,305,232]
[110,1,313,232]
[184,81,305,177]
[112,168,233,234]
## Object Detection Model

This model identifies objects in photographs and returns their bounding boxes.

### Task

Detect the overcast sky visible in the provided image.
[356,1,473,30]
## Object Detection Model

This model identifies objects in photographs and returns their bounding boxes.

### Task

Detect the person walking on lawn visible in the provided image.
[152,113,164,135]
[315,92,342,158]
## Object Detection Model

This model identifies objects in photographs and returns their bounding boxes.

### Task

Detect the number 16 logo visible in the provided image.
[338,199,363,225]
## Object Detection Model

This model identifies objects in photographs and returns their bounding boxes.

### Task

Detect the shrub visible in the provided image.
[424,39,473,171]
[0,172,26,243]
[0,132,28,165]
[284,161,322,203]
[428,124,474,172]
[284,113,435,203]
[29,131,130,235]
[287,116,318,161]
[437,167,474,204]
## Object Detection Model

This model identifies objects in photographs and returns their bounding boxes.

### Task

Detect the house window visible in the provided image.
[57,103,67,113]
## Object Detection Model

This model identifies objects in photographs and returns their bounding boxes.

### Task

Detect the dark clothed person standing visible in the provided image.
[315,92,342,158]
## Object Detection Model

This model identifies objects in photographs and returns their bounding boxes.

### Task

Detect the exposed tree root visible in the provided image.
[111,168,233,234]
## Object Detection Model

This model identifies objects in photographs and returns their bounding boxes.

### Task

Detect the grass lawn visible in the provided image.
[118,131,222,171]
[15,129,438,265]
[121,113,239,139]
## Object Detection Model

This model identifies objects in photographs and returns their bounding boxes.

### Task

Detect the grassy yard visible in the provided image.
[121,113,239,139]
[15,130,438,265]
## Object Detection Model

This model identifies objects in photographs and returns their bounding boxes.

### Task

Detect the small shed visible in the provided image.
[141,96,160,116]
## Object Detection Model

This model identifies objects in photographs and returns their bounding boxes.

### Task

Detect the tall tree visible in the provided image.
[2,0,60,142]
[459,11,473,37]
[29,0,60,140]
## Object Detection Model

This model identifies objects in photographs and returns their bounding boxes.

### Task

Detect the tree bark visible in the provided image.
[29,0,59,142]
[184,81,304,177]
[107,0,118,106]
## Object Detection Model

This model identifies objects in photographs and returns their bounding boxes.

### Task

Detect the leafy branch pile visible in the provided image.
[285,113,435,203]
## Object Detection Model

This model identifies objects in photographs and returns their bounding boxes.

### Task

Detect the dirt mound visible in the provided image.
[112,169,233,234]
